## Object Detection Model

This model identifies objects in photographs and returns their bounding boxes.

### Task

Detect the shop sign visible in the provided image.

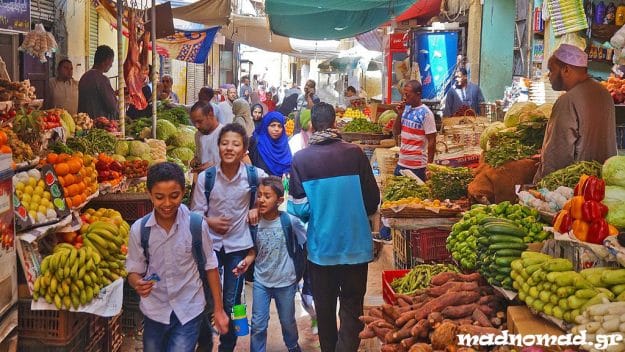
[0,0,30,33]
[389,32,408,50]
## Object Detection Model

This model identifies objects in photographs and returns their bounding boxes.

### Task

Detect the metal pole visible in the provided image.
[151,0,157,139]
[117,0,126,138]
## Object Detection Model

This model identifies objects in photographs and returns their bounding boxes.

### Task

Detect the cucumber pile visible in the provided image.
[447,202,551,272]
[476,217,529,289]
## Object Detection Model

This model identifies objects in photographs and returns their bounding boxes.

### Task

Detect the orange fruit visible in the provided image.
[47,153,59,164]
[54,163,70,177]
[64,174,76,186]
[65,197,73,208]
[58,175,66,187]
[0,145,11,154]
[58,153,71,162]
[71,195,83,207]
[67,160,81,174]
[0,130,7,145]
[77,182,86,193]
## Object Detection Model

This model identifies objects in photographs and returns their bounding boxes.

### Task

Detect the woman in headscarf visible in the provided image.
[232,98,255,136]
[248,111,292,176]
[251,103,264,130]
[288,108,313,155]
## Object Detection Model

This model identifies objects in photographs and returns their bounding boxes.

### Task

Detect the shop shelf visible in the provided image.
[86,193,153,223]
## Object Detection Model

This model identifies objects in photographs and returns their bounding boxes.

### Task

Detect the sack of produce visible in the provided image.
[468,158,538,204]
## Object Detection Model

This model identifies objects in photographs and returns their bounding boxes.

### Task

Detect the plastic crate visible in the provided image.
[382,270,409,304]
[86,193,153,223]
[19,323,90,352]
[121,305,143,335]
[392,229,410,267]
[18,299,88,345]
[407,228,451,263]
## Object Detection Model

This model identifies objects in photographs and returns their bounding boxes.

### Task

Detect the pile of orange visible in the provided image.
[44,152,98,208]
[0,130,10,154]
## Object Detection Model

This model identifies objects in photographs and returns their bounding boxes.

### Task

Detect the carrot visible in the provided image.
[373,320,395,330]
[457,324,502,336]
[413,293,431,303]
[427,281,479,297]
[372,325,393,340]
[477,304,494,316]
[472,308,493,327]
[393,319,418,341]
[401,336,419,349]
[360,316,382,324]
[398,302,426,314]
[396,293,416,302]
[359,325,376,339]
[382,304,401,320]
[369,308,384,318]
[397,296,411,307]
[396,291,480,326]
[441,304,478,319]
[430,272,481,286]
[410,319,431,338]
[428,312,444,326]
[477,295,497,305]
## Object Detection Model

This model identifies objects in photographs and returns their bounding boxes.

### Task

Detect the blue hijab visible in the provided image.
[254,111,292,176]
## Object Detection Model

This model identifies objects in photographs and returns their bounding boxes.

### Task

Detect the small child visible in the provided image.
[234,176,306,352]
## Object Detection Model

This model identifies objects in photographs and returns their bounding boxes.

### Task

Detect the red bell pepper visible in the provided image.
[582,200,604,222]
[574,175,590,196]
[599,202,609,218]
[553,210,573,233]
[582,176,606,202]
[588,218,610,244]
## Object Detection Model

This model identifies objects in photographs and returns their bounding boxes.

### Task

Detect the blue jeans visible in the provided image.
[143,311,202,352]
[216,248,249,352]
[251,281,300,352]
[394,165,427,180]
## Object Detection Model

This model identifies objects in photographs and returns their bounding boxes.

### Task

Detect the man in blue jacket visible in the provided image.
[288,102,380,352]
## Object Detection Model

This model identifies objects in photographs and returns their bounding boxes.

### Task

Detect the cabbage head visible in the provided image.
[479,122,506,150]
[504,102,537,128]
[129,140,150,157]
[536,103,553,119]
[605,185,625,228]
[115,140,129,156]
[156,119,177,141]
[111,154,126,163]
[602,156,625,187]
[167,129,196,149]
[168,147,194,163]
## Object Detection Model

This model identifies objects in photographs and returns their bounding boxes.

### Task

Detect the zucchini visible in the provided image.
[488,242,528,251]
[529,286,540,298]
[542,258,573,272]
[558,298,569,311]
[575,288,600,299]
[574,276,593,290]
[563,311,572,323]
[601,269,625,286]
[570,309,580,322]
[521,251,552,261]
[596,287,615,300]
[556,286,576,298]
[552,306,564,320]
[526,263,543,276]
[532,299,545,312]
[553,271,580,287]
[518,290,527,301]
[520,268,529,280]
[580,267,614,279]
[496,267,512,276]
[511,259,523,272]
[567,295,588,310]
[488,234,525,244]
[543,303,554,316]
[581,293,612,311]
[539,290,552,302]
[483,223,526,237]
[549,293,560,305]
[495,249,523,258]
[479,216,516,225]
[611,283,625,296]
[477,237,490,245]
[501,277,513,289]
[495,256,519,267]
[617,291,625,302]
[513,280,520,290]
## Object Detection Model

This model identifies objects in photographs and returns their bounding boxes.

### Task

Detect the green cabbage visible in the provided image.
[605,185,625,228]
[602,156,625,187]
[111,154,126,163]
[167,147,194,163]
[536,103,553,119]
[504,102,537,128]
[115,141,129,156]
[167,129,196,149]
[479,122,506,150]
[129,141,150,157]
[156,119,177,141]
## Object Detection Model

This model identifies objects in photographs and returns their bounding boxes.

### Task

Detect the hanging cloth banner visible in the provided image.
[96,0,219,64]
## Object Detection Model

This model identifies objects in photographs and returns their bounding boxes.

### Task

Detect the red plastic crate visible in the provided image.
[382,270,409,304]
[407,228,451,263]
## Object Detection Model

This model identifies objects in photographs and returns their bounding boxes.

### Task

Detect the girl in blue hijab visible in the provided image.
[249,111,292,176]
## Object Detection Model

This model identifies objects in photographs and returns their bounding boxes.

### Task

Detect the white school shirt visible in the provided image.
[191,162,267,253]
[125,204,219,325]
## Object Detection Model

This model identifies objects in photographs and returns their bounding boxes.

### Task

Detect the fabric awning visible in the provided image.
[169,0,231,27]
[396,0,442,22]
[221,15,294,53]
[356,29,384,52]
[265,0,416,40]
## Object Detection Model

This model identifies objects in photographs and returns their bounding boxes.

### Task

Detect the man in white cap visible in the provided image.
[534,44,617,181]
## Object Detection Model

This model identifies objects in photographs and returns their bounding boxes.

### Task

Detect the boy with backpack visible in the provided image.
[233,176,306,352]
[125,162,229,352]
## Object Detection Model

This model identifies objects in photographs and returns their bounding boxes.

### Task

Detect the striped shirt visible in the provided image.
[398,104,436,169]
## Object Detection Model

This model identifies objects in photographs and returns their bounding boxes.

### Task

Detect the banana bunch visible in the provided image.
[33,243,106,309]
[82,220,129,284]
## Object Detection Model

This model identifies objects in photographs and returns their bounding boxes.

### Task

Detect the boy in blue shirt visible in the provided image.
[234,176,306,352]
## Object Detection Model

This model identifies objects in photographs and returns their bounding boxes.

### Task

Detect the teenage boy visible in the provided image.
[234,176,306,352]
[126,162,229,352]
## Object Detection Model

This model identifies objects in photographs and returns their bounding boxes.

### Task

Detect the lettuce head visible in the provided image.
[603,156,625,187]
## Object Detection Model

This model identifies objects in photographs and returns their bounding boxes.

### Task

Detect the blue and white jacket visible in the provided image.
[287,139,380,266]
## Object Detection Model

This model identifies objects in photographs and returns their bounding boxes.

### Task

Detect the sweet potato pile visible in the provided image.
[359,272,508,351]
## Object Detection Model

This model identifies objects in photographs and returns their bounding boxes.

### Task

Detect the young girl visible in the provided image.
[234,176,306,352]
[191,123,267,351]
[248,111,292,176]
[232,98,255,136]
[251,103,264,130]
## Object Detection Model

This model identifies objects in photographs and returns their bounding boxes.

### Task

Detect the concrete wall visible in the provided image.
[479,0,515,101]
[64,0,87,78]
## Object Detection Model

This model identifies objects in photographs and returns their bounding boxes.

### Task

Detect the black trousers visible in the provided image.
[308,261,368,352]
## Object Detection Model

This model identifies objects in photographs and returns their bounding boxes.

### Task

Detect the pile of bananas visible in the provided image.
[33,209,129,309]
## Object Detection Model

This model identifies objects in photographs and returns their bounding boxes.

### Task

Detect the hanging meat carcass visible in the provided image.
[123,9,148,110]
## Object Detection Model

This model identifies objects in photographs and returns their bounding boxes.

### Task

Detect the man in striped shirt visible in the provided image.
[392,80,437,181]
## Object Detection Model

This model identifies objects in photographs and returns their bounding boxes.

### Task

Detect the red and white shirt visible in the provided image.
[398,104,437,169]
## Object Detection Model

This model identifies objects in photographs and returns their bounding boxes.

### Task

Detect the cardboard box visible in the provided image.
[0,254,16,319]
[507,305,572,351]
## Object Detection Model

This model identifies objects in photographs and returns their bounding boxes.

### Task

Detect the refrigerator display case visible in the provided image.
[383,32,410,104]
